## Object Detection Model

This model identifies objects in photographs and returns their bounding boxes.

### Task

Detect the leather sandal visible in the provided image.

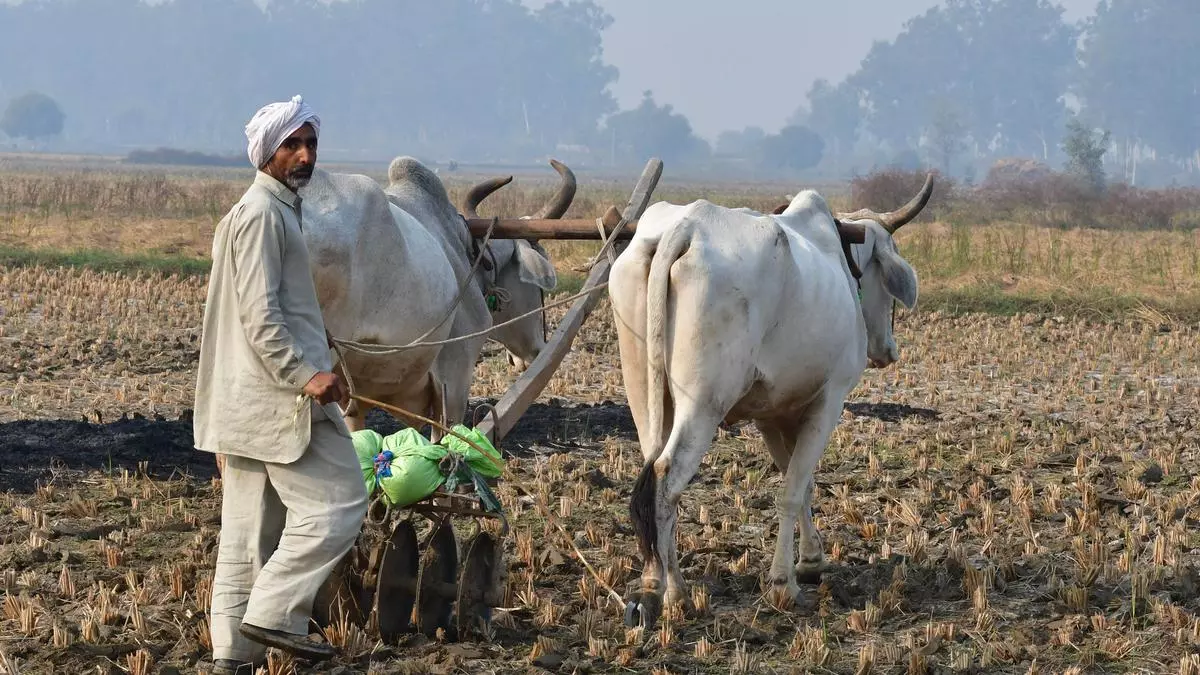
[238,623,336,661]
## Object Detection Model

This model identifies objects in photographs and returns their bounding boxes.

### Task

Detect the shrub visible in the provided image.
[847,168,955,224]
[124,148,243,168]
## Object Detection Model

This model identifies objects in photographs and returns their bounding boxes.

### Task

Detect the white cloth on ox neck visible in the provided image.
[244,94,321,169]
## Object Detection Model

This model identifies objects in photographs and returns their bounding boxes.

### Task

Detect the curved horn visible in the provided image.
[533,158,577,219]
[461,174,514,219]
[835,172,935,234]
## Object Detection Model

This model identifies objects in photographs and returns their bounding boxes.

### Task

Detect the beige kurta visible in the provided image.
[193,170,345,463]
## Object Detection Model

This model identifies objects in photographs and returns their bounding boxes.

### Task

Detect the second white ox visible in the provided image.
[299,157,570,434]
[610,175,933,628]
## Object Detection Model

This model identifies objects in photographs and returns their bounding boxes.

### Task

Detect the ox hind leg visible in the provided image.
[762,394,842,605]
[759,421,823,586]
[628,405,721,629]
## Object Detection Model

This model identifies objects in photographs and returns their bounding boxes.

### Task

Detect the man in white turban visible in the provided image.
[193,95,367,673]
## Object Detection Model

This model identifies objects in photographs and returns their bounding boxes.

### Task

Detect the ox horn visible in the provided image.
[462,174,514,219]
[835,172,935,234]
[533,159,577,219]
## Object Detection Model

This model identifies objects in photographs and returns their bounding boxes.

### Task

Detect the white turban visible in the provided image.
[244,94,321,169]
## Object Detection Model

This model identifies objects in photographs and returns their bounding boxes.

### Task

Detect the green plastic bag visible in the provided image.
[440,424,505,478]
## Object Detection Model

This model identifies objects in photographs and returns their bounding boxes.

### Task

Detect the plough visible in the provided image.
[312,157,666,643]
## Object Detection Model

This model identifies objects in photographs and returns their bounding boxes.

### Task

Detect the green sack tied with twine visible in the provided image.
[351,425,506,509]
[352,428,448,508]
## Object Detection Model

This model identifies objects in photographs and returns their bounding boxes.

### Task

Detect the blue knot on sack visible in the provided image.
[373,450,395,486]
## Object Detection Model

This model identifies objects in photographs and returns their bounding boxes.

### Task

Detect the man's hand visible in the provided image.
[303,371,347,405]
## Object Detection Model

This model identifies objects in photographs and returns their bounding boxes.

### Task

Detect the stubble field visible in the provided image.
[0,158,1199,674]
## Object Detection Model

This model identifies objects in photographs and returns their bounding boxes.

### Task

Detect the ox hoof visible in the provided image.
[796,566,823,586]
[766,580,802,610]
[623,592,663,629]
[796,559,825,585]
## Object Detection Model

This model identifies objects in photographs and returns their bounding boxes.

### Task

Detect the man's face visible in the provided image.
[264,122,318,190]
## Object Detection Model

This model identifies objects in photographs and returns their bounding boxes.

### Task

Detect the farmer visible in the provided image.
[193,95,368,674]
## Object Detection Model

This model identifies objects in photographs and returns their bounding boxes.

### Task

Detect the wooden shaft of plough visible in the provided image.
[475,157,664,443]
[464,216,638,240]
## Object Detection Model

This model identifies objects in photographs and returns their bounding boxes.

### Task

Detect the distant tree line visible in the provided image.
[0,0,1197,185]
[791,0,1200,186]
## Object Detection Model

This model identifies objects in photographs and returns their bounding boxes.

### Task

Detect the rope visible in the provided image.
[331,281,610,355]
[399,215,502,350]
[345,393,628,612]
[330,338,362,417]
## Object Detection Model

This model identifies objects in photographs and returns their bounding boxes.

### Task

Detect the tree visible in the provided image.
[756,125,824,173]
[1,92,65,141]
[926,101,967,176]
[848,0,1077,158]
[715,126,765,157]
[1077,0,1200,164]
[801,78,862,166]
[1063,116,1110,195]
[602,91,710,166]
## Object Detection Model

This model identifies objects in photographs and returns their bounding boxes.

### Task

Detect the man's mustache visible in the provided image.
[290,165,314,177]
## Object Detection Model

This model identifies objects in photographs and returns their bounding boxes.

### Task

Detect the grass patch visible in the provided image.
[5,244,1192,325]
[0,245,210,277]
[916,285,1200,324]
[549,272,585,298]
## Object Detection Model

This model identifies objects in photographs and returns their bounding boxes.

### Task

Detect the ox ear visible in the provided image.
[513,239,558,292]
[875,246,919,310]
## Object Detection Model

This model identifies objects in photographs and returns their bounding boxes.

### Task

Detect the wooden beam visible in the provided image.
[464,216,638,240]
[475,157,664,443]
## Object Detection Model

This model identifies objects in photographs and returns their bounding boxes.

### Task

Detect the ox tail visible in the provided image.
[630,462,659,565]
[630,219,692,566]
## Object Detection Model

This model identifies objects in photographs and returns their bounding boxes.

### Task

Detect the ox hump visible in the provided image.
[386,156,451,203]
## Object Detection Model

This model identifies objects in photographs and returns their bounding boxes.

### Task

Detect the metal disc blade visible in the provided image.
[415,519,459,638]
[374,520,419,643]
[456,531,502,640]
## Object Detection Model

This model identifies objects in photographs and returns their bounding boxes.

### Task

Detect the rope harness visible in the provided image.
[840,220,897,334]
[332,282,607,355]
[332,213,586,357]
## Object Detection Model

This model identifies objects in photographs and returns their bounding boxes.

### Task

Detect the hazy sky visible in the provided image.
[525,0,1101,142]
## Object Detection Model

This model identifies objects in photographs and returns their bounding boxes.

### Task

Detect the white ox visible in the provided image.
[610,175,933,628]
[299,157,571,434]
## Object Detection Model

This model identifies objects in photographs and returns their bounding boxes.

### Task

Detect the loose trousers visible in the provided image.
[209,418,368,664]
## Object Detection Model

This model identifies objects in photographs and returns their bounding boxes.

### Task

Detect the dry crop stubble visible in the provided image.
[1,257,1199,672]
